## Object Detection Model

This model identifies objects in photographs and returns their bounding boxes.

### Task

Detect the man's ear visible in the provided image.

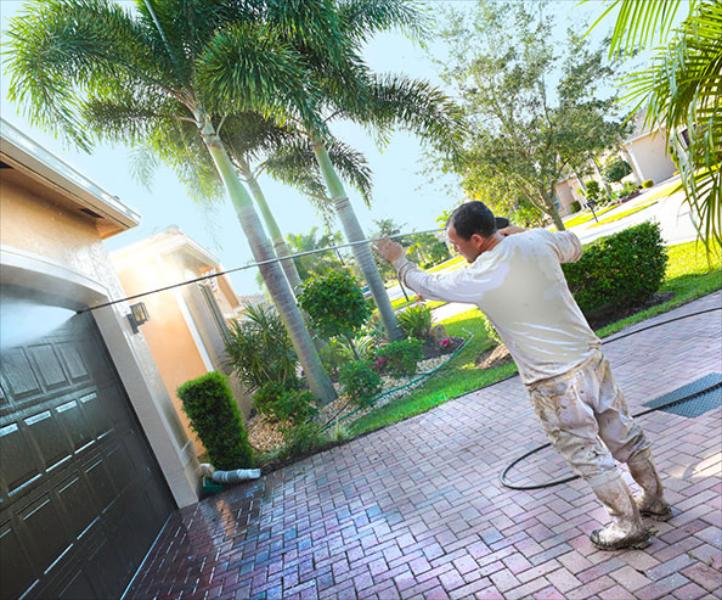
[470,233,485,248]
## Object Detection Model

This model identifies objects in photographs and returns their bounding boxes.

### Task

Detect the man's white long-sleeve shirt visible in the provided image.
[393,229,600,385]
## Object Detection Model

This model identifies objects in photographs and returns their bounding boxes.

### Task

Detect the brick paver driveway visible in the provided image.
[129,293,722,600]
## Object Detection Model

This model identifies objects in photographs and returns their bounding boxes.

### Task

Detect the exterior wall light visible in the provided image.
[127,302,150,333]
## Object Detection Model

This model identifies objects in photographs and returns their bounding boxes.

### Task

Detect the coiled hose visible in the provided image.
[500,306,722,490]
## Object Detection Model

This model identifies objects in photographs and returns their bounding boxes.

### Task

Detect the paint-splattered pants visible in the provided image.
[527,350,650,486]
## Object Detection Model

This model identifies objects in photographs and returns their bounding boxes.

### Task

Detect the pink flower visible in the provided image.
[375,357,387,371]
[439,338,452,349]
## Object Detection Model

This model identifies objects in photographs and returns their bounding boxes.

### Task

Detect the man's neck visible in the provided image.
[482,232,504,254]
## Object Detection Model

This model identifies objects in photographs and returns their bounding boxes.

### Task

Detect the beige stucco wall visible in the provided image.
[0,176,200,507]
[112,255,212,457]
[624,130,676,186]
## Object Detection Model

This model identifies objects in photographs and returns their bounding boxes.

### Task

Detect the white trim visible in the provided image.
[0,118,140,227]
[174,288,214,371]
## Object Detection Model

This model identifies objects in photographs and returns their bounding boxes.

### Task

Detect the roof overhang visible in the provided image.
[0,118,140,238]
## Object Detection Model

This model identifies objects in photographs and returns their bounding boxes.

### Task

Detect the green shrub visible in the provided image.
[178,372,254,470]
[642,179,654,188]
[563,222,668,321]
[584,180,601,203]
[604,158,633,183]
[319,338,353,379]
[280,422,325,460]
[480,313,502,346]
[339,360,383,407]
[618,181,639,198]
[225,304,298,389]
[274,389,318,425]
[570,200,582,213]
[298,269,371,340]
[253,383,317,425]
[397,304,433,340]
[375,338,423,377]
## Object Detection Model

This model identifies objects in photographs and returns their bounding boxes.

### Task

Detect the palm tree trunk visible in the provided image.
[242,167,304,293]
[312,141,403,341]
[199,117,335,403]
[591,157,613,203]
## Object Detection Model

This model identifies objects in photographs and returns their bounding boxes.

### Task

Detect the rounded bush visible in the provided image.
[563,222,668,321]
[570,200,581,213]
[604,158,633,183]
[178,372,254,470]
[375,338,423,377]
[642,179,654,188]
[339,360,383,407]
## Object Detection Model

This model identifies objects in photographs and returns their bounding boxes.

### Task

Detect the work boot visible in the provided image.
[627,449,673,522]
[589,473,651,550]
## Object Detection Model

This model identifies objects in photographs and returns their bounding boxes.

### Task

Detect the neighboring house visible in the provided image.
[553,114,681,216]
[0,119,202,599]
[110,228,254,458]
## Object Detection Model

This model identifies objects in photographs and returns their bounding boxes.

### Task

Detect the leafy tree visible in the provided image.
[405,232,450,268]
[298,269,371,359]
[6,0,338,403]
[285,227,345,281]
[589,0,721,247]
[604,157,633,183]
[437,0,627,230]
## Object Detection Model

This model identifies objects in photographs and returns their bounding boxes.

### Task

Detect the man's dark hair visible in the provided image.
[447,201,497,239]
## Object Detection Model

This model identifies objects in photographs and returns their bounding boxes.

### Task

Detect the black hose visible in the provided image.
[500,305,722,490]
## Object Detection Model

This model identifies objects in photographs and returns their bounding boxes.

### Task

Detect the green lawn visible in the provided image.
[562,203,619,229]
[348,240,721,437]
[590,198,659,227]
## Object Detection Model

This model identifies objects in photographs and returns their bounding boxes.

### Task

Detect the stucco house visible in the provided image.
[0,119,202,599]
[110,228,254,457]
[553,114,682,216]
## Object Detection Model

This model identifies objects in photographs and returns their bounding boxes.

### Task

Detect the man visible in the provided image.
[374,201,671,550]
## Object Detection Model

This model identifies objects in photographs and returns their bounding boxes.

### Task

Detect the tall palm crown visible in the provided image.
[6,0,344,402]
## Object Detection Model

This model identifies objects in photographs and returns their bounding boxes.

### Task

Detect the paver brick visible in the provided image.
[126,295,722,600]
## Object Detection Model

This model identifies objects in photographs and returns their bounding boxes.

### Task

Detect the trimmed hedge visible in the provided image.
[642,179,654,188]
[178,372,254,470]
[563,222,668,320]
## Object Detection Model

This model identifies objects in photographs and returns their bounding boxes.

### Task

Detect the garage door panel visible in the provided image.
[19,495,72,576]
[23,410,73,473]
[56,342,90,383]
[78,391,113,440]
[0,349,42,400]
[27,344,69,391]
[83,458,117,514]
[56,475,97,540]
[0,421,43,500]
[0,519,37,599]
[55,398,93,452]
[58,569,97,600]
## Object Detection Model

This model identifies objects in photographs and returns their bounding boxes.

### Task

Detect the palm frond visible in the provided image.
[337,0,429,43]
[5,0,171,150]
[619,0,721,246]
[193,21,324,132]
[586,0,696,58]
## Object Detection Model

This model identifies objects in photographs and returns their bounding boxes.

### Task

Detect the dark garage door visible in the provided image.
[0,289,175,599]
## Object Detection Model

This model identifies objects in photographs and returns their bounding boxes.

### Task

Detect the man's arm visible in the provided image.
[374,239,495,304]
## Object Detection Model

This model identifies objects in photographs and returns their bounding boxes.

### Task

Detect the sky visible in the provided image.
[0,0,620,295]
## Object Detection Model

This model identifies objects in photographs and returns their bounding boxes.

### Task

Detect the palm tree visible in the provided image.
[590,0,721,247]
[6,0,338,402]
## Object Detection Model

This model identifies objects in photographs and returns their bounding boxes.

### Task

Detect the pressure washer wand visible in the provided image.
[80,228,446,313]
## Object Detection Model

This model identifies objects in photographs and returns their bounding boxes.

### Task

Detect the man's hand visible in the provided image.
[373,238,404,263]
[498,225,526,237]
